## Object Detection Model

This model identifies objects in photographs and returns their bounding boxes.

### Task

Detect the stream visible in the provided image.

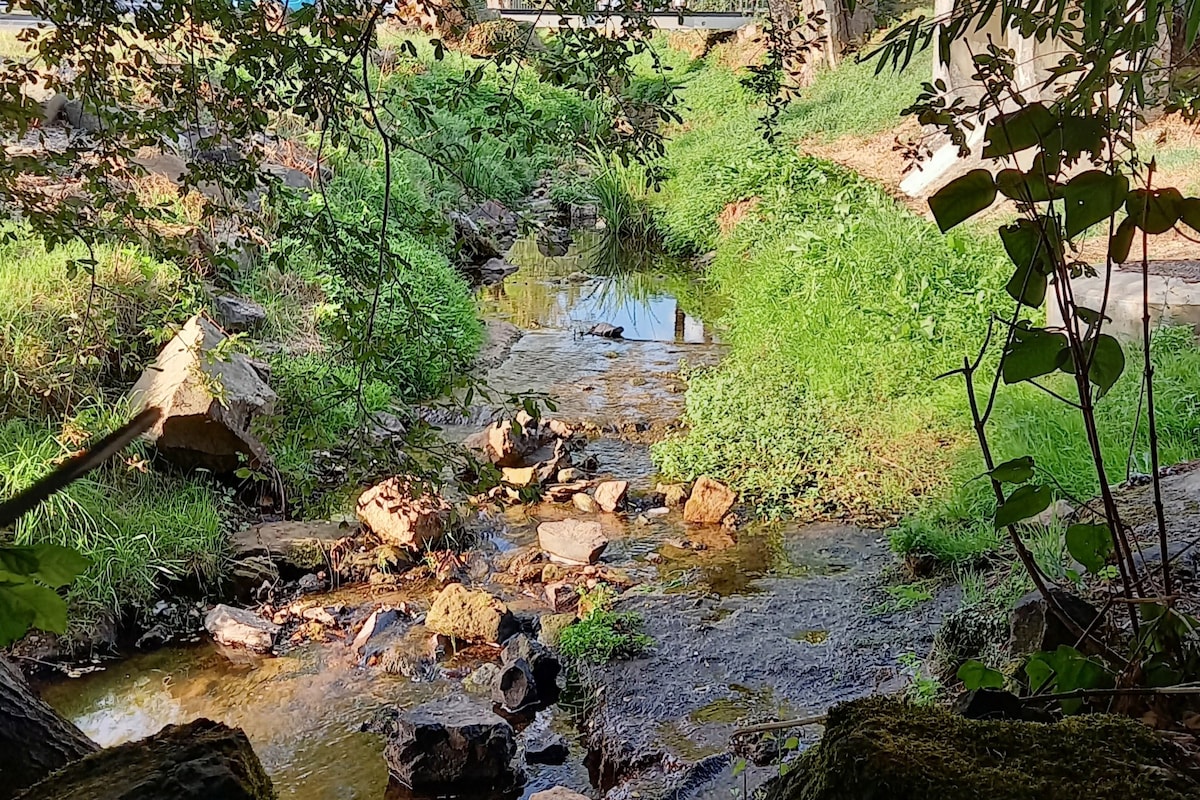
[36,231,956,800]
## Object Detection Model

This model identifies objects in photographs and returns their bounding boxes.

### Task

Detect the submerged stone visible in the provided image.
[762,695,1200,800]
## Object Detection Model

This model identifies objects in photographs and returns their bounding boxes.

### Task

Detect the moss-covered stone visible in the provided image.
[764,696,1200,800]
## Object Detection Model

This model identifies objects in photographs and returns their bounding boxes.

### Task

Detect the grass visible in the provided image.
[559,609,653,663]
[0,407,230,629]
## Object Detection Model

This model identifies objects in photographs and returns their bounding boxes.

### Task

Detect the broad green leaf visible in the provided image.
[1060,170,1129,238]
[999,220,1055,307]
[982,103,1056,158]
[1002,324,1068,384]
[0,588,36,647]
[929,170,997,232]
[995,484,1053,528]
[1182,198,1200,233]
[1108,217,1136,263]
[0,547,41,579]
[957,659,1006,690]
[1054,114,1106,162]
[1065,523,1113,573]
[990,456,1035,484]
[1025,653,1054,692]
[1074,307,1110,326]
[6,583,69,633]
[783,736,800,750]
[29,545,90,589]
[1088,334,1125,397]
[996,168,1055,203]
[1126,188,1183,234]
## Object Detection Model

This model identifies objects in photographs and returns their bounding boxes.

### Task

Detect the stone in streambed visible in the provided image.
[377,696,518,792]
[502,466,538,487]
[593,480,628,512]
[538,520,609,565]
[15,718,273,800]
[683,476,736,524]
[572,493,600,513]
[524,732,569,765]
[531,788,590,800]
[204,605,278,654]
[425,584,518,644]
[537,613,577,648]
[657,482,690,507]
[356,477,450,550]
[492,659,539,712]
[502,633,561,694]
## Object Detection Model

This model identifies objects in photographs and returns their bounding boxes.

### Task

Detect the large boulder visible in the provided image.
[356,477,450,550]
[425,584,518,644]
[15,719,273,800]
[538,519,609,566]
[127,314,277,472]
[377,695,518,792]
[683,476,736,524]
[212,295,266,333]
[204,605,279,654]
[0,658,98,799]
[231,521,347,576]
[761,695,1200,800]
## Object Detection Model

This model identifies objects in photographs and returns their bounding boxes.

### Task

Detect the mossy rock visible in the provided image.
[764,696,1200,800]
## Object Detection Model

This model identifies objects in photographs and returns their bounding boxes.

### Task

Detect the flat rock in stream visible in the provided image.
[538,519,609,565]
[378,695,518,792]
[16,718,274,800]
[204,604,279,653]
[231,520,347,576]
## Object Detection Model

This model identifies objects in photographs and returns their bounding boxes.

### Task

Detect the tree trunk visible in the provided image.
[0,658,98,799]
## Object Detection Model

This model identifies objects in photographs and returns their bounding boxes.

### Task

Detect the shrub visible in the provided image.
[559,609,653,663]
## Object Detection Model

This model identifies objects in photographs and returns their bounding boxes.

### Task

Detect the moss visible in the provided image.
[766,696,1200,800]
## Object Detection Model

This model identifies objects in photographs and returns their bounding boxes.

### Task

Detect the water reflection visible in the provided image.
[479,232,719,344]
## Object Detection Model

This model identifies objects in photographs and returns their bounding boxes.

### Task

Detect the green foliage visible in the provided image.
[558,609,653,663]
[0,412,229,628]
[0,543,89,646]
[957,658,1005,690]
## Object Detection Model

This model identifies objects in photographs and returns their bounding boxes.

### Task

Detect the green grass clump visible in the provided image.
[0,411,230,628]
[559,610,653,663]
[893,327,1200,564]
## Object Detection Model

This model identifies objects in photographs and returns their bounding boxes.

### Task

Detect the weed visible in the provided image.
[898,652,941,705]
[872,580,936,614]
[559,609,653,663]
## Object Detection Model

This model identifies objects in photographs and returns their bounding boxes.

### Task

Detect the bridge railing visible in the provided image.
[486,0,769,14]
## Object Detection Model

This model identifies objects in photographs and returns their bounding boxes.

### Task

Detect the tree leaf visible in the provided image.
[990,456,1035,484]
[1181,198,1200,233]
[1002,324,1068,384]
[29,545,90,589]
[957,659,1006,690]
[999,220,1054,307]
[0,587,36,647]
[1060,170,1129,238]
[1025,653,1054,692]
[1108,216,1136,263]
[1088,334,1125,397]
[929,170,997,232]
[6,583,69,634]
[995,484,1053,528]
[982,103,1056,158]
[1065,523,1113,573]
[996,168,1055,203]
[1126,188,1183,234]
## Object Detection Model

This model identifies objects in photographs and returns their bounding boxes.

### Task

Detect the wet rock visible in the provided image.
[449,210,503,265]
[464,663,502,694]
[657,482,690,508]
[558,468,583,483]
[572,493,600,513]
[15,718,273,800]
[683,476,736,524]
[493,660,539,712]
[544,582,580,614]
[212,294,266,333]
[530,788,589,800]
[502,633,561,694]
[231,520,346,577]
[760,695,1200,800]
[464,419,533,468]
[538,520,609,565]
[547,419,576,438]
[538,613,576,648]
[356,477,450,551]
[481,257,519,280]
[502,466,538,487]
[524,733,569,765]
[470,199,519,240]
[1008,588,1099,656]
[351,608,402,653]
[127,314,277,472]
[546,480,591,503]
[594,480,628,513]
[426,584,518,644]
[0,658,98,799]
[379,696,518,792]
[296,573,322,594]
[204,605,278,654]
